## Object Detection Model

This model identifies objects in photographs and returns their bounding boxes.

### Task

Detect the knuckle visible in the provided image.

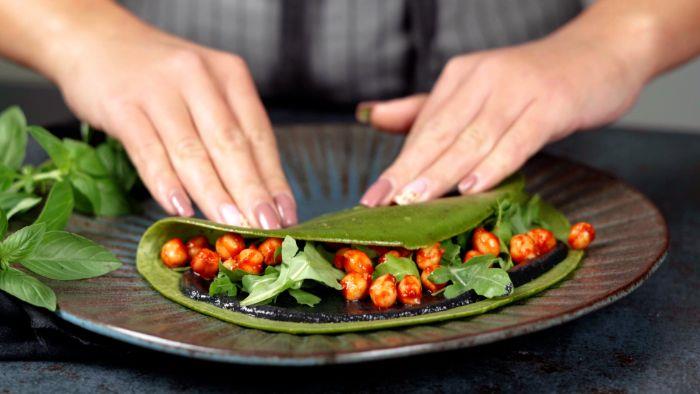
[173,135,207,159]
[168,49,205,72]
[457,127,489,153]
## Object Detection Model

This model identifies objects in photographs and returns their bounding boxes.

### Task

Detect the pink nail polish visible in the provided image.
[254,202,282,229]
[395,178,429,205]
[274,193,298,227]
[170,191,194,217]
[220,204,246,227]
[458,175,478,194]
[360,178,393,207]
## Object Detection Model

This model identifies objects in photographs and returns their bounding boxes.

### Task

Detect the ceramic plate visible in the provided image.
[50,124,667,365]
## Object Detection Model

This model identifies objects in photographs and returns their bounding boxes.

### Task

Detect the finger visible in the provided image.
[213,55,296,226]
[108,106,193,217]
[396,93,534,203]
[461,106,552,194]
[144,92,247,226]
[356,94,427,133]
[178,57,283,229]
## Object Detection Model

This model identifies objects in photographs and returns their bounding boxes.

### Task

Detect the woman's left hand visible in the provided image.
[359,32,648,206]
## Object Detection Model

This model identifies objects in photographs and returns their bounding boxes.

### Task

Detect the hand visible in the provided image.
[359,32,648,206]
[48,11,296,228]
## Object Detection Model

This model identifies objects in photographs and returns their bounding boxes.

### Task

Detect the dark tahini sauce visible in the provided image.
[180,242,568,324]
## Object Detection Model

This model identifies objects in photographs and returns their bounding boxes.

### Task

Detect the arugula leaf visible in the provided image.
[5,195,41,219]
[296,243,345,288]
[209,273,237,297]
[0,222,45,263]
[373,253,419,281]
[430,256,513,299]
[19,231,121,280]
[0,209,7,239]
[242,268,280,294]
[531,196,570,241]
[440,239,462,266]
[27,126,71,171]
[34,181,74,231]
[288,288,321,307]
[0,267,56,311]
[219,261,248,282]
[281,235,298,261]
[0,106,27,170]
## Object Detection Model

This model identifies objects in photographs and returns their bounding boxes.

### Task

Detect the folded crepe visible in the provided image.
[137,175,583,334]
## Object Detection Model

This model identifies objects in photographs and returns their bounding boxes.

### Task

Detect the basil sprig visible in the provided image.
[0,105,129,310]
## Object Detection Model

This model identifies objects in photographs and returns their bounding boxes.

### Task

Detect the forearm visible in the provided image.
[0,0,150,82]
[551,0,700,84]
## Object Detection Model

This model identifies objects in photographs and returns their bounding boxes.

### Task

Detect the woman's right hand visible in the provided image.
[42,2,296,228]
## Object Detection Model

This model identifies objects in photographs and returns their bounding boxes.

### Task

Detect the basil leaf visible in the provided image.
[209,273,237,297]
[431,257,512,299]
[63,139,109,177]
[0,222,45,263]
[28,126,71,171]
[0,191,33,212]
[34,181,74,231]
[0,164,17,191]
[288,288,321,307]
[0,209,7,239]
[0,267,56,311]
[96,139,137,191]
[20,231,121,280]
[373,253,419,281]
[69,172,101,214]
[0,106,27,170]
[93,178,131,216]
[5,196,42,219]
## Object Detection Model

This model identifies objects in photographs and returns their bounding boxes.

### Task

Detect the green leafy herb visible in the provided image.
[240,237,344,306]
[0,267,56,311]
[351,244,378,258]
[34,181,74,231]
[0,210,6,239]
[19,231,122,280]
[0,106,28,170]
[27,126,71,171]
[209,273,237,297]
[5,195,42,219]
[440,239,462,266]
[0,222,46,263]
[288,288,321,307]
[430,255,513,299]
[373,253,419,281]
[219,261,248,282]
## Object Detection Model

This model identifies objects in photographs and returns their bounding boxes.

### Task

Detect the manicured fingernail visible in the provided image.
[254,202,282,229]
[458,175,478,194]
[360,178,393,207]
[355,102,376,124]
[395,178,429,205]
[274,193,298,227]
[170,191,194,217]
[220,204,247,227]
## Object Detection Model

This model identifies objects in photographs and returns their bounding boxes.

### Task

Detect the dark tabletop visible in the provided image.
[0,118,698,393]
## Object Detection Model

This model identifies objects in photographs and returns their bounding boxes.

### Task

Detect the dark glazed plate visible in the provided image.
[49,124,667,365]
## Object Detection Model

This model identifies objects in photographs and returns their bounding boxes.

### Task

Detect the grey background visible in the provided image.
[1,57,698,131]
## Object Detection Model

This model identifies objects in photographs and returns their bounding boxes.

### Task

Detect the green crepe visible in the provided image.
[136,175,583,334]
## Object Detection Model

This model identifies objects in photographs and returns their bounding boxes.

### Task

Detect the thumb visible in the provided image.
[356,94,428,133]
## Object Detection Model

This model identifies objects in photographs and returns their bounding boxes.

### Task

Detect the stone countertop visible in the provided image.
[0,124,698,393]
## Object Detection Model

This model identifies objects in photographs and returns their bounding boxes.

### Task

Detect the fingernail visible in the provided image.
[220,204,248,227]
[254,202,282,229]
[355,102,376,124]
[395,178,429,205]
[458,175,478,194]
[170,191,194,217]
[360,178,393,207]
[274,193,298,227]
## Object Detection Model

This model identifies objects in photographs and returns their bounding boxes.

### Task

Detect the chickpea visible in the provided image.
[340,249,373,275]
[463,249,482,263]
[397,275,422,305]
[568,222,596,250]
[215,233,246,260]
[369,274,398,309]
[185,235,210,260]
[416,243,444,270]
[340,272,370,301]
[233,248,264,275]
[421,266,446,294]
[510,234,538,264]
[378,250,401,264]
[160,238,189,268]
[472,227,500,256]
[191,249,220,279]
[527,228,556,255]
[333,248,351,270]
[258,237,283,266]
